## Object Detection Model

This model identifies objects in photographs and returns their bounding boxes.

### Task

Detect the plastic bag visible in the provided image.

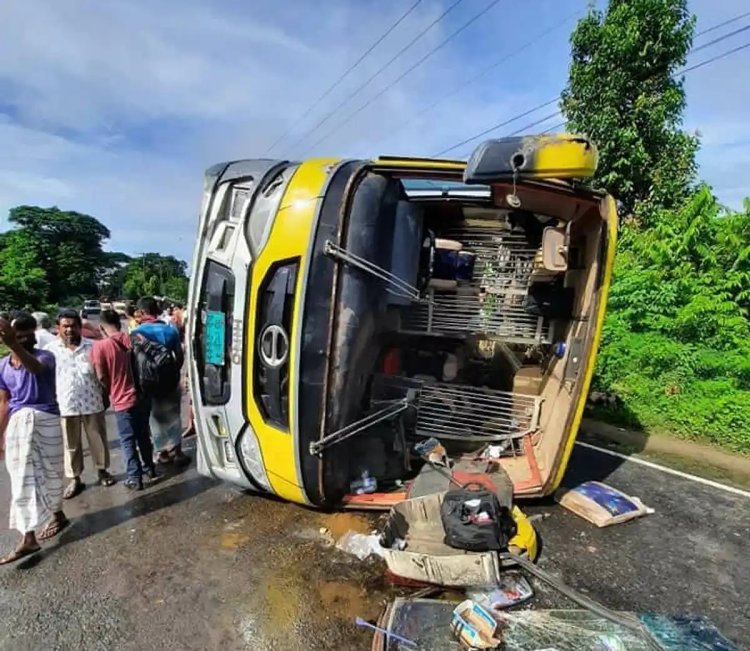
[335,531,386,561]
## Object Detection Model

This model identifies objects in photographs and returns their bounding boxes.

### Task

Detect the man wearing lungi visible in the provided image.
[0,313,69,564]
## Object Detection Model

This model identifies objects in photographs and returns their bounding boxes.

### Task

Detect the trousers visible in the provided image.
[114,404,154,481]
[61,411,109,478]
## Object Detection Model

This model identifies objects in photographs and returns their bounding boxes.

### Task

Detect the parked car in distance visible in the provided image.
[81,299,101,320]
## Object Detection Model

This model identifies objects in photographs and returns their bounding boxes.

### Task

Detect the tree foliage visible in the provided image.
[121,253,189,301]
[8,205,113,303]
[0,206,189,309]
[562,1,750,451]
[594,192,750,450]
[561,0,698,220]
[0,230,49,308]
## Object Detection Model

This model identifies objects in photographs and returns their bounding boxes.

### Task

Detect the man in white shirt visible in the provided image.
[45,309,115,498]
[31,312,56,349]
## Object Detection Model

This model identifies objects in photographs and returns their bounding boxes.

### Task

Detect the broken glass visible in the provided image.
[377,599,740,651]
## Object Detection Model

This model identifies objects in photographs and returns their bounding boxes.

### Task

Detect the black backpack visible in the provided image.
[440,484,517,552]
[130,335,180,399]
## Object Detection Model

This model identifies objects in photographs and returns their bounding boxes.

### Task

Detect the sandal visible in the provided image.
[156,452,173,465]
[0,544,41,565]
[63,479,85,500]
[98,471,116,487]
[38,516,70,541]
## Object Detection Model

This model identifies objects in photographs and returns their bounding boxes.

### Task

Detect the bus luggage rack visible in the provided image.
[444,226,538,295]
[401,293,549,344]
[401,225,550,345]
[308,376,542,457]
[414,381,542,446]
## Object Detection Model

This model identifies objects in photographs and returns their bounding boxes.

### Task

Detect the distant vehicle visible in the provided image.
[81,299,101,320]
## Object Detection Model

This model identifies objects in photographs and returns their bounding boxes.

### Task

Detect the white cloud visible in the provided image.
[0,0,748,265]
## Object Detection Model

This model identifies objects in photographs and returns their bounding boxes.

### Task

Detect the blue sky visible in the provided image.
[0,0,748,264]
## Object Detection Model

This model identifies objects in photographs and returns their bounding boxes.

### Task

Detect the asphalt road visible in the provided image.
[522,444,750,648]
[0,420,747,650]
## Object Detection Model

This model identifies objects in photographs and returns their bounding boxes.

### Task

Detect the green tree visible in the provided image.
[8,205,112,303]
[121,253,189,301]
[561,0,698,220]
[0,230,49,308]
[561,1,750,451]
[99,252,132,299]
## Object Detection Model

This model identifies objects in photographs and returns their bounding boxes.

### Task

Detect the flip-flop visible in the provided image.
[98,473,116,487]
[38,517,70,541]
[0,545,41,565]
[63,480,85,500]
[156,452,173,465]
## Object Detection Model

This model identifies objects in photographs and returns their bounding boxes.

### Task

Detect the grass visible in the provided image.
[0,343,8,357]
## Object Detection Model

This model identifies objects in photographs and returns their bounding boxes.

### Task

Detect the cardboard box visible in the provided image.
[451,600,503,649]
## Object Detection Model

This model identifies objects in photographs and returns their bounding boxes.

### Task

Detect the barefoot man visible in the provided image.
[0,313,69,564]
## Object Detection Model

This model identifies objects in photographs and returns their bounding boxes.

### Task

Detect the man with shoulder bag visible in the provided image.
[131,297,189,467]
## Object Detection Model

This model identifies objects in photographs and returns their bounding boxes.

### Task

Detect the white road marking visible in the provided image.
[575,440,750,499]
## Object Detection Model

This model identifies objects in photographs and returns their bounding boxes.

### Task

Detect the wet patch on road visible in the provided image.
[0,433,401,650]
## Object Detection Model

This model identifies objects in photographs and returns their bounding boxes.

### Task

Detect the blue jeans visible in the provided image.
[114,403,154,481]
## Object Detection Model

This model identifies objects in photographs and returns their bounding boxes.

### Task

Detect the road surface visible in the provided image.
[0,421,746,650]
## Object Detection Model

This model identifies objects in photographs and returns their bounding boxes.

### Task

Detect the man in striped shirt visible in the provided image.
[0,313,69,564]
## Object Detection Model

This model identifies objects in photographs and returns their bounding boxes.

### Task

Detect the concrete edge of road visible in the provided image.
[579,417,750,492]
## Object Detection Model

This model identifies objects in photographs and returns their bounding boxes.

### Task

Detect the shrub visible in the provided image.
[594,189,750,452]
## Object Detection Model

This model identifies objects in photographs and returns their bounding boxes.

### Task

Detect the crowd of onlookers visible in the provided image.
[0,298,191,564]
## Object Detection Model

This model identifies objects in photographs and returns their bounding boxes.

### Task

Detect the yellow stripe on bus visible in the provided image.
[245,159,339,504]
[548,195,618,491]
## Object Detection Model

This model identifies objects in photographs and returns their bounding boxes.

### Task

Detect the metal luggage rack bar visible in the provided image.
[400,225,549,345]
[324,240,421,301]
[414,381,542,444]
[309,397,412,456]
[402,293,550,345]
[444,226,538,291]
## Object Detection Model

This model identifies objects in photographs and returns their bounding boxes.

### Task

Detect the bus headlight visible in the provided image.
[238,429,271,492]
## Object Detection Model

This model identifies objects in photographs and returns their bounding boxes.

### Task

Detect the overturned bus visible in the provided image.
[186,135,616,524]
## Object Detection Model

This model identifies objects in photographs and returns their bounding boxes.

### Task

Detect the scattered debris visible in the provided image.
[335,531,385,560]
[374,598,742,650]
[451,599,503,649]
[556,481,654,527]
[414,437,448,466]
[381,494,511,587]
[481,441,513,460]
[466,572,534,612]
[356,616,417,647]
[318,527,334,547]
[350,470,378,495]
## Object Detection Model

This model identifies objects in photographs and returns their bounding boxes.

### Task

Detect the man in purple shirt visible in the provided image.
[0,313,69,564]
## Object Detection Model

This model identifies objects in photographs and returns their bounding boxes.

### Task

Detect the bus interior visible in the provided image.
[315,166,609,505]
